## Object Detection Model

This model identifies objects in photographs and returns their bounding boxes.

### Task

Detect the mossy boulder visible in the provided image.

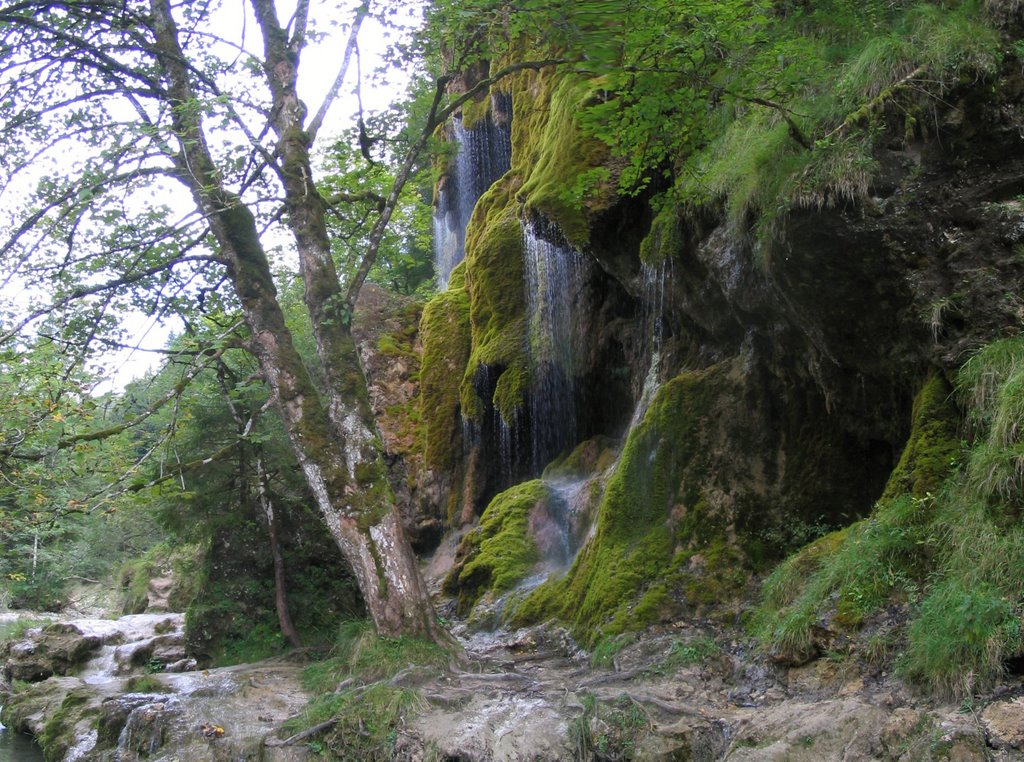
[443,480,549,613]
[3,624,102,683]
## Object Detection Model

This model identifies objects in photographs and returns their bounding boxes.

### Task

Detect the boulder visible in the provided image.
[3,623,102,682]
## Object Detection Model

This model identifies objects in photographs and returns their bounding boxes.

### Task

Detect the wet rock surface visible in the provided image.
[2,623,105,682]
[5,609,1024,760]
[393,620,1024,762]
[1,613,311,761]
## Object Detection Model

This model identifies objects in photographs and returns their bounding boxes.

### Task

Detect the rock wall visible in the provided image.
[420,41,1024,640]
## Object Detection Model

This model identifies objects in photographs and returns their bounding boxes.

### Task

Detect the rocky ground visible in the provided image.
[0,613,310,761]
[4,605,1024,760]
[392,620,1024,761]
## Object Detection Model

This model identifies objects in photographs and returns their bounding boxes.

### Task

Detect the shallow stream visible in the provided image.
[0,714,45,762]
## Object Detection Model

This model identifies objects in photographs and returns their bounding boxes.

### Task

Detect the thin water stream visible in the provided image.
[523,221,588,473]
[434,96,512,288]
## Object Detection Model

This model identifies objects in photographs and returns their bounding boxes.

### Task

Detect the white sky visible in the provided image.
[90,0,425,392]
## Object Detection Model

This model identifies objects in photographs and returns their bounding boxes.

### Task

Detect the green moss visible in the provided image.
[443,69,621,431]
[639,204,684,266]
[375,334,399,356]
[355,459,385,487]
[458,92,493,131]
[420,267,472,471]
[513,73,615,248]
[509,363,743,645]
[680,541,749,608]
[459,176,530,423]
[446,260,467,290]
[37,689,97,762]
[882,374,959,500]
[543,436,619,479]
[752,372,963,664]
[444,480,548,613]
[492,364,529,421]
[125,675,169,693]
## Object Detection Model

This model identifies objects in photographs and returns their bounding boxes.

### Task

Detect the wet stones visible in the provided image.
[2,623,103,682]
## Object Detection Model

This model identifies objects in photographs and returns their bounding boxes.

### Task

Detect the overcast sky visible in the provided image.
[93,0,425,392]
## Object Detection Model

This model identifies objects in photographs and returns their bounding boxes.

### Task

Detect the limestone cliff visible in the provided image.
[415,1,1024,688]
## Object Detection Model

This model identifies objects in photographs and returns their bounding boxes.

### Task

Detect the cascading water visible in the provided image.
[523,220,589,473]
[511,254,673,590]
[1,612,306,760]
[535,476,590,570]
[631,257,673,428]
[433,94,513,289]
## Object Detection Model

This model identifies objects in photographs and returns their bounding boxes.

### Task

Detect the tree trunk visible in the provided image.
[149,0,440,641]
[255,454,303,649]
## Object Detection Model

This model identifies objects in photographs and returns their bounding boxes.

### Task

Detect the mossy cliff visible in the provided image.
[510,365,742,644]
[418,264,473,523]
[422,66,636,515]
[752,373,962,667]
[417,5,1024,689]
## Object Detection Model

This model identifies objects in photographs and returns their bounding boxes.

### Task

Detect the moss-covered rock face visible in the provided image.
[460,176,530,424]
[752,373,962,666]
[512,72,615,248]
[881,374,959,501]
[1,680,98,762]
[420,65,639,516]
[418,28,1024,650]
[508,364,742,643]
[418,267,472,517]
[498,353,900,645]
[443,479,549,614]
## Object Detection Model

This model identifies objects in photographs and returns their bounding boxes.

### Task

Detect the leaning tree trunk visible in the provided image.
[150,0,440,641]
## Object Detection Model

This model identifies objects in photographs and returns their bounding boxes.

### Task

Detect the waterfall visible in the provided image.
[496,414,518,489]
[631,258,673,428]
[519,258,671,586]
[510,475,591,599]
[523,220,588,473]
[434,94,513,289]
[539,476,589,569]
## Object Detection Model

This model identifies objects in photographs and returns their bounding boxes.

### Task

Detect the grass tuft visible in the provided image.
[755,336,1024,696]
[286,619,451,759]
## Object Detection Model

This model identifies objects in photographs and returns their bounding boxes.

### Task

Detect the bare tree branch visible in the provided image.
[306,3,368,144]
